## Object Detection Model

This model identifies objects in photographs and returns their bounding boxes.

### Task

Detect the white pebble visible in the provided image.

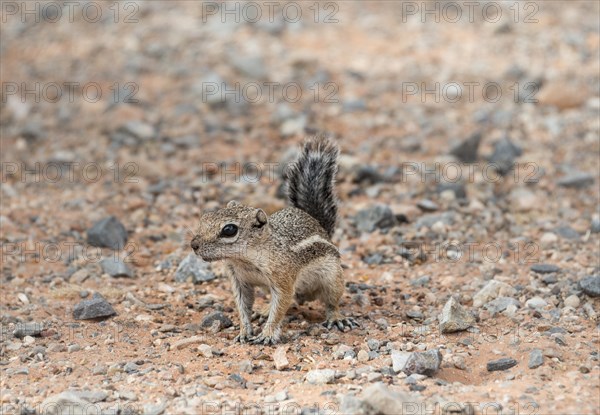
[564,295,580,308]
[540,232,558,247]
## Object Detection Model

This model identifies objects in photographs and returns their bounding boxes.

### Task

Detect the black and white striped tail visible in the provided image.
[286,136,339,238]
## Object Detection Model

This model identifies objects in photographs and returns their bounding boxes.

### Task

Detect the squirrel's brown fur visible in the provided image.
[191,136,357,345]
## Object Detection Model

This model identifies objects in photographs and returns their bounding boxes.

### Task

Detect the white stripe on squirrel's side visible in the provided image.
[291,234,337,253]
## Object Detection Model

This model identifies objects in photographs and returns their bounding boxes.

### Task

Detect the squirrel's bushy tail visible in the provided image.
[286,135,339,238]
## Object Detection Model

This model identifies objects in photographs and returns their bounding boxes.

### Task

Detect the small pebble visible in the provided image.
[305,369,335,385]
[72,293,116,320]
[563,295,580,308]
[198,344,213,358]
[417,199,438,212]
[367,339,380,351]
[579,275,600,297]
[487,357,518,372]
[200,311,233,330]
[273,346,290,370]
[528,349,544,369]
[13,322,43,338]
[526,297,548,309]
[530,264,560,274]
[357,350,370,363]
[67,344,81,353]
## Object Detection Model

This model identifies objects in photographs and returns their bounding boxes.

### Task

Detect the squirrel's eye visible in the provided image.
[220,224,238,237]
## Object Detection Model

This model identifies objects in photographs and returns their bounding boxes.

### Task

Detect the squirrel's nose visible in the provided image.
[191,237,201,252]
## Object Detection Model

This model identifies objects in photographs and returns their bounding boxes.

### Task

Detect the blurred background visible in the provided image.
[1,1,600,412]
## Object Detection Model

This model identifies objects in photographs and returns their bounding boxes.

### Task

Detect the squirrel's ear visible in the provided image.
[255,209,267,227]
[227,200,239,208]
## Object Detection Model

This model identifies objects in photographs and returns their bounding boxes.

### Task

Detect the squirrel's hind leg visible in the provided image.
[320,262,360,332]
[297,256,359,332]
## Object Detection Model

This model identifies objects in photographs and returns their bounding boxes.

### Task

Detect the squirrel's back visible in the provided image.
[286,136,339,239]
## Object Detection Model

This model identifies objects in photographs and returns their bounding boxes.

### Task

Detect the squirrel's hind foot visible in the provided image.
[249,332,281,345]
[324,316,360,332]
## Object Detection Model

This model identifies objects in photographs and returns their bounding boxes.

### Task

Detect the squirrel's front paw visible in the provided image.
[324,316,360,332]
[249,331,280,346]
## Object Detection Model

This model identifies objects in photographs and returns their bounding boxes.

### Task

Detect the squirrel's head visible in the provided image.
[191,200,269,262]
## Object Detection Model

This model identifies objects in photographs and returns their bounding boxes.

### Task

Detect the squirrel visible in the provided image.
[191,136,358,345]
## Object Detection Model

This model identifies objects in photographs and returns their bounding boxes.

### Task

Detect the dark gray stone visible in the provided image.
[542,274,558,285]
[450,132,482,163]
[555,226,580,239]
[487,357,517,372]
[13,322,43,338]
[355,205,396,233]
[100,258,134,278]
[528,349,544,369]
[557,172,594,189]
[21,121,46,140]
[417,199,439,212]
[201,311,233,329]
[123,361,139,373]
[87,216,127,250]
[406,310,424,321]
[530,264,560,274]
[352,165,385,185]
[363,253,384,265]
[174,253,216,284]
[591,219,600,233]
[73,293,116,320]
[487,137,522,176]
[580,275,600,297]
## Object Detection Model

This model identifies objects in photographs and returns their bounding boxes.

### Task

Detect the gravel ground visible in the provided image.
[1,1,599,414]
